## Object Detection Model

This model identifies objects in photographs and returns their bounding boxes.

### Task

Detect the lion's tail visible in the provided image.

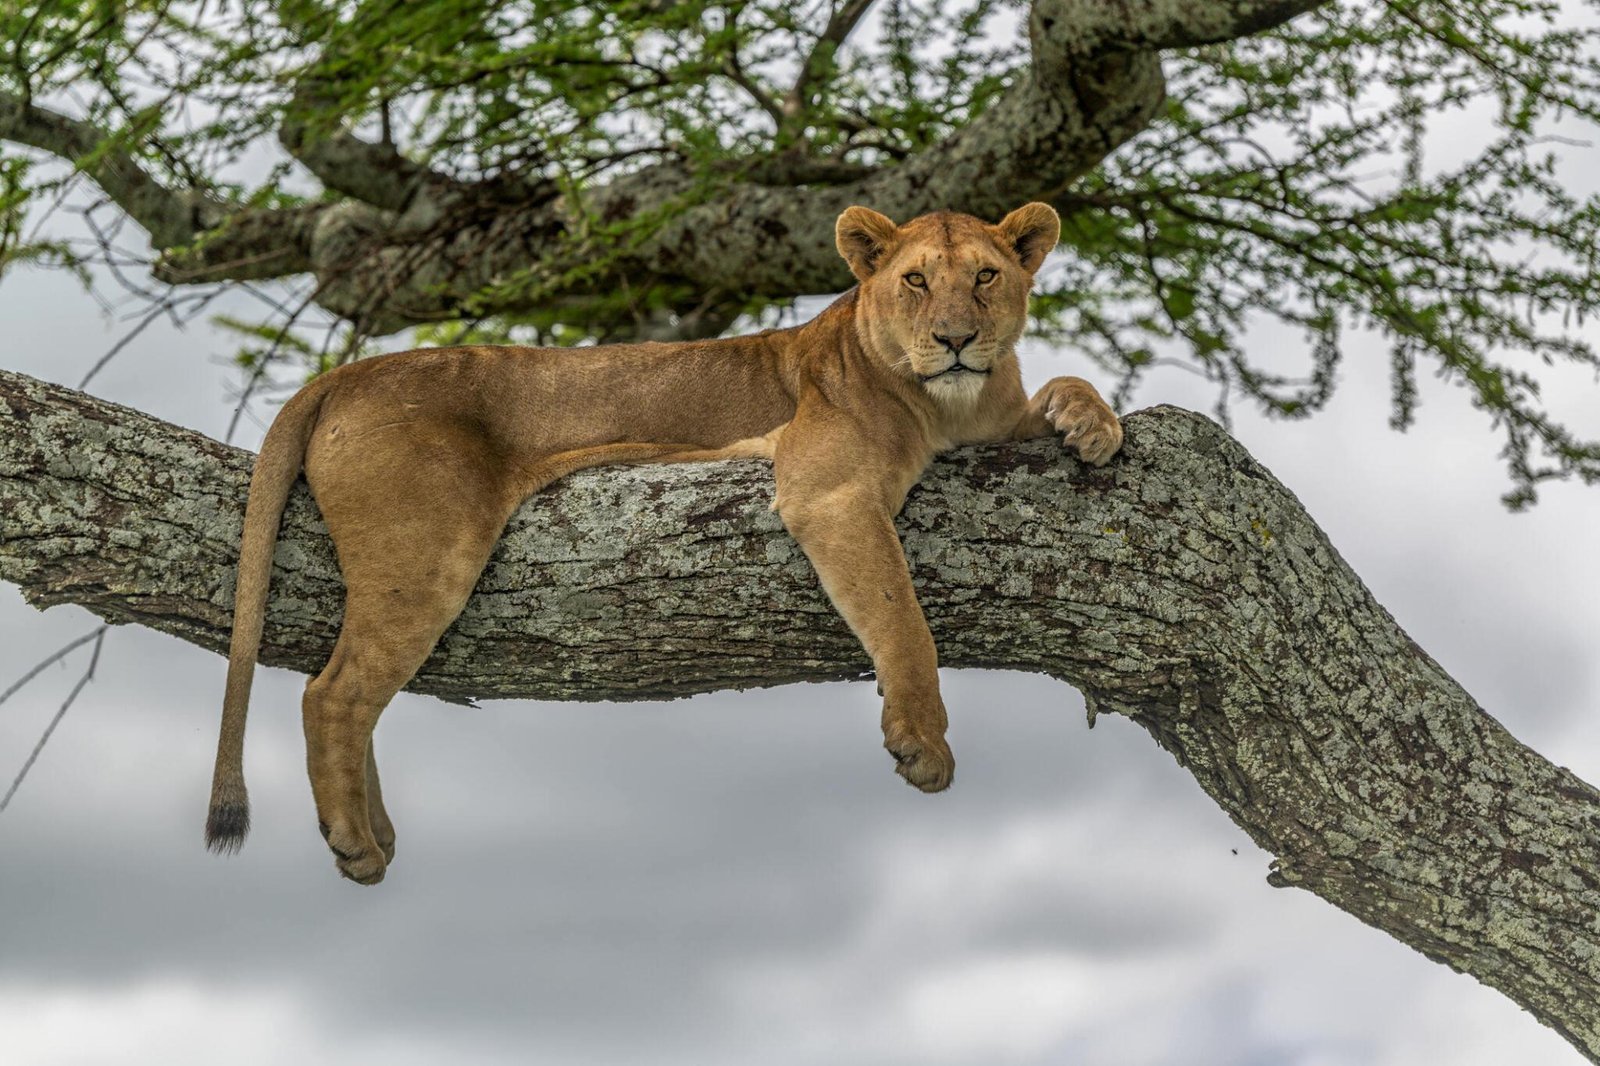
[205,377,331,855]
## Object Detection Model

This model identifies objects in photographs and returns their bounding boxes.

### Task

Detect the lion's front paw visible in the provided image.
[883,720,955,793]
[1038,378,1124,466]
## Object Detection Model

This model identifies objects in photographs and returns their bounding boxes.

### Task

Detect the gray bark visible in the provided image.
[2,366,1598,1058]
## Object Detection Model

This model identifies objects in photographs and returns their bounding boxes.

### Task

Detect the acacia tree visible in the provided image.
[3,0,1600,1057]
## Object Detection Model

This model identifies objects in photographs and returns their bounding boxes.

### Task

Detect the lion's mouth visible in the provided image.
[920,361,990,382]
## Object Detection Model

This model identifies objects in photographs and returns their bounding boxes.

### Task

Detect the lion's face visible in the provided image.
[836,203,1061,405]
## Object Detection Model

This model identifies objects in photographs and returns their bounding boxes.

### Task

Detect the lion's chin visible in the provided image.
[921,369,989,406]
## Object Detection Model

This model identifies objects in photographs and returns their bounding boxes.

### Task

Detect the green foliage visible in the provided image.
[1034,0,1600,506]
[0,157,90,288]
[3,0,1600,503]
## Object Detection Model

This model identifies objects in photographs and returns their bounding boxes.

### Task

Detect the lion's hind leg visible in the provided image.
[304,446,521,885]
[305,543,505,884]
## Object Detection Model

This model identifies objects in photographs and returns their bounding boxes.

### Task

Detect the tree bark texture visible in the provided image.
[2,366,1598,1058]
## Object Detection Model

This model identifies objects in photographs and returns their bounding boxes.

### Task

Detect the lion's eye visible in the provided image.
[903,272,927,289]
[976,268,998,284]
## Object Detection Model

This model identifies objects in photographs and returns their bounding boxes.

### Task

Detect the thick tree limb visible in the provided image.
[0,91,206,249]
[278,90,442,215]
[0,0,1333,335]
[0,90,322,282]
[275,70,511,216]
[1,365,1597,1057]
[1033,0,1332,55]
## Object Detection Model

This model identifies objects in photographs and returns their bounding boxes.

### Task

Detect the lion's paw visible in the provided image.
[1039,378,1124,466]
[883,724,955,793]
[320,820,388,886]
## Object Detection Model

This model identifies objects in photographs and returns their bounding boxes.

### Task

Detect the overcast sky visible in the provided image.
[6,41,1600,1066]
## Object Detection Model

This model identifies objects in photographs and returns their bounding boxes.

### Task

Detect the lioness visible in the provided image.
[206,202,1123,883]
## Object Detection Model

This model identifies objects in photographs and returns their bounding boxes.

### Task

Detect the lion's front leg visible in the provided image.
[1017,376,1123,465]
[774,476,954,794]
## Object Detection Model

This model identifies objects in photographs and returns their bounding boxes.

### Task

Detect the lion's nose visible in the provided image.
[933,331,977,354]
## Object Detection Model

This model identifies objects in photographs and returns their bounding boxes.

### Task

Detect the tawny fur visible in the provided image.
[206,203,1124,884]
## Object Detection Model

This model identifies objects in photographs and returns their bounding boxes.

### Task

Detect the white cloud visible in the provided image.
[0,980,327,1066]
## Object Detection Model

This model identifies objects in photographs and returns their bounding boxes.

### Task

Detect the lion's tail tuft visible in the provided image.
[204,789,251,855]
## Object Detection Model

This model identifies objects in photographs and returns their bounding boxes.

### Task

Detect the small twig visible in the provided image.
[722,52,785,128]
[224,286,321,444]
[783,0,877,123]
[0,626,108,814]
[224,359,273,445]
[0,626,105,709]
[78,288,220,390]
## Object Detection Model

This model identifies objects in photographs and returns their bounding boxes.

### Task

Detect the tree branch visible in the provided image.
[277,77,462,214]
[0,90,324,282]
[2,365,1598,1058]
[1031,0,1332,56]
[782,0,877,122]
[721,48,786,129]
[0,1,1336,338]
[151,202,323,282]
[0,91,202,248]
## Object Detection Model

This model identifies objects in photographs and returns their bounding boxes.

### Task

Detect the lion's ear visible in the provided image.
[996,202,1061,274]
[835,206,899,282]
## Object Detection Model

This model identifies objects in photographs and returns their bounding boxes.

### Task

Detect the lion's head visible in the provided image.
[834,202,1060,405]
